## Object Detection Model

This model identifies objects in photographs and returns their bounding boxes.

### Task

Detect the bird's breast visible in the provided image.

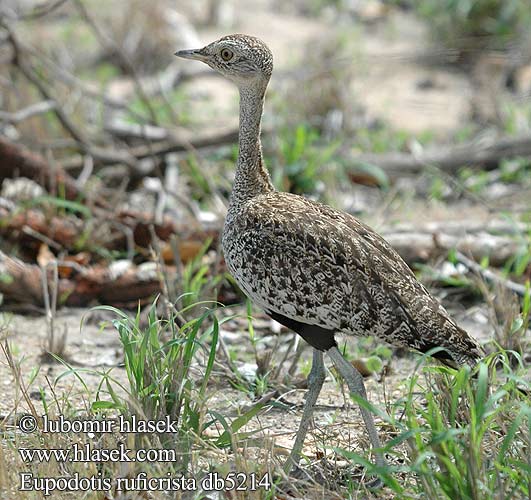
[221,216,376,333]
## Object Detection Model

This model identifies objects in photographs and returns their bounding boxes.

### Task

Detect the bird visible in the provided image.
[175,34,484,482]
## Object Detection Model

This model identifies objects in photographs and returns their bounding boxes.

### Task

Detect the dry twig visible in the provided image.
[455,250,530,297]
[0,100,56,124]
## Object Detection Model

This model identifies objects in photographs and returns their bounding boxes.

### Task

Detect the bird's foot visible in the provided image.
[365,475,384,490]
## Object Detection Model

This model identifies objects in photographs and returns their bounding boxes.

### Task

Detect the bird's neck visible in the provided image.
[229,83,274,212]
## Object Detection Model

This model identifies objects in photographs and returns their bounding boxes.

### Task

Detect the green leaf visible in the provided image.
[213,402,265,448]
[0,273,14,285]
[91,400,120,411]
[31,195,91,218]
[366,355,383,373]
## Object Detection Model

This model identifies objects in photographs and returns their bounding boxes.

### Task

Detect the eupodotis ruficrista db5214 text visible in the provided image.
[176,34,484,485]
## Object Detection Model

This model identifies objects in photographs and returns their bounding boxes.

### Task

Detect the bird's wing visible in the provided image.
[229,192,482,364]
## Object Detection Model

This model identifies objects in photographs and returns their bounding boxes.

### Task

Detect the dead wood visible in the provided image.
[351,135,531,175]
[60,128,240,172]
[3,21,141,173]
[388,219,530,236]
[111,209,219,256]
[0,136,82,201]
[0,205,82,255]
[3,202,514,268]
[0,251,43,306]
[383,231,521,267]
[104,120,177,141]
[72,261,163,307]
[0,251,164,308]
[65,130,528,177]
[0,221,523,309]
[0,100,56,124]
[0,202,218,262]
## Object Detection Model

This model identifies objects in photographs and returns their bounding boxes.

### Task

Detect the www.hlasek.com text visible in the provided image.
[19,442,178,463]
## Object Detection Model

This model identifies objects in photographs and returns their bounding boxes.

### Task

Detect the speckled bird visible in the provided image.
[176,34,484,479]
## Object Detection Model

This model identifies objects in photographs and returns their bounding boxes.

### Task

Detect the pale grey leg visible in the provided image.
[284,348,326,473]
[327,346,386,469]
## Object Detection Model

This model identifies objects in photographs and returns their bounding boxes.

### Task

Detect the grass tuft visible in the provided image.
[334,350,531,498]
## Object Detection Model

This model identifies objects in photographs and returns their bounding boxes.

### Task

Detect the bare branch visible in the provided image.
[351,135,531,176]
[71,0,160,125]
[4,23,89,145]
[455,251,530,297]
[384,230,522,267]
[60,127,240,172]
[18,0,69,20]
[0,135,82,201]
[0,100,56,124]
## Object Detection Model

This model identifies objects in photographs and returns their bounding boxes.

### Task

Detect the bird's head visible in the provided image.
[175,34,273,89]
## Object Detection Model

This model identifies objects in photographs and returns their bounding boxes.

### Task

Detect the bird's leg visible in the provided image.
[284,348,326,474]
[327,346,386,469]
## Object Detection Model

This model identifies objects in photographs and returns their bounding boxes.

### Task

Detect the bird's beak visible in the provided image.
[174,48,208,62]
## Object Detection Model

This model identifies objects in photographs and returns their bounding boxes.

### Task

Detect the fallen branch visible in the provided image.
[2,21,140,172]
[0,251,164,308]
[0,201,218,263]
[0,251,43,306]
[383,230,524,266]
[60,127,240,171]
[104,119,179,142]
[351,135,531,175]
[388,219,530,236]
[0,136,82,201]
[0,227,526,309]
[3,199,516,268]
[0,205,82,254]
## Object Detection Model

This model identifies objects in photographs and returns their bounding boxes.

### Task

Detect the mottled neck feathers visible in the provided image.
[230,83,274,211]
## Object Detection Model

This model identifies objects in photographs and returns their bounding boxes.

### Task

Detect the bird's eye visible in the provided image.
[220,48,233,61]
